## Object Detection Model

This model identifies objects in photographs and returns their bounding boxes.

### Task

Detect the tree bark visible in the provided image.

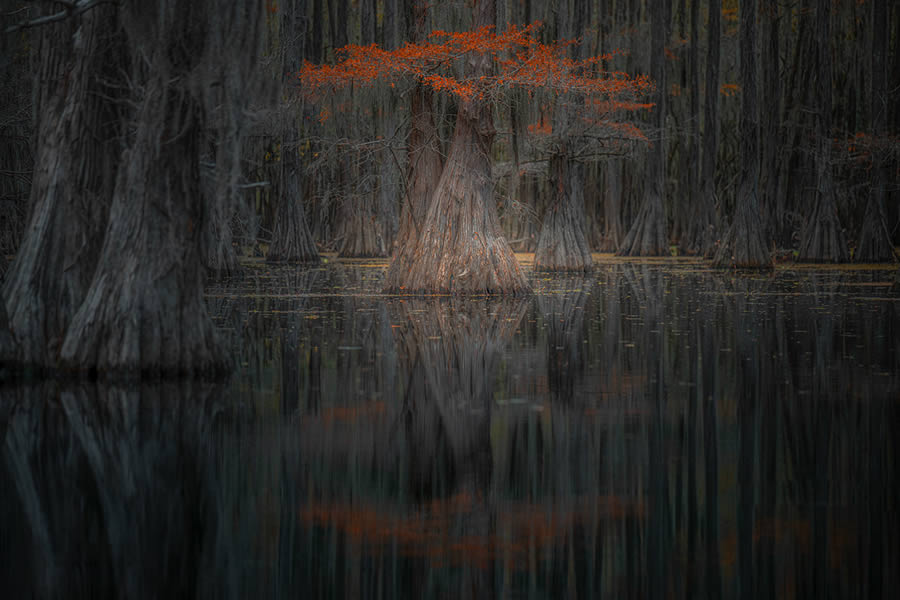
[60,73,229,377]
[798,0,848,262]
[383,0,443,282]
[534,154,592,271]
[678,0,702,255]
[713,0,770,267]
[59,0,265,377]
[269,0,320,264]
[684,0,719,256]
[2,7,121,368]
[384,0,529,295]
[533,0,592,272]
[617,0,667,256]
[338,0,396,257]
[855,0,896,263]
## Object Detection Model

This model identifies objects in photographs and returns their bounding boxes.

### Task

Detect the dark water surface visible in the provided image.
[2,259,899,598]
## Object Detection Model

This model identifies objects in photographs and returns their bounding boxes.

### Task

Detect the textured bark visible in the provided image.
[59,0,265,378]
[534,155,592,271]
[617,0,667,256]
[1,8,121,368]
[384,0,528,295]
[533,0,592,272]
[855,0,895,263]
[338,0,396,258]
[598,159,625,251]
[60,75,229,377]
[798,0,848,262]
[267,145,321,263]
[759,0,782,244]
[713,0,770,268]
[269,0,320,264]
[685,0,720,256]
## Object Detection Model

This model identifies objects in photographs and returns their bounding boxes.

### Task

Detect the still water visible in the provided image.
[1,258,898,598]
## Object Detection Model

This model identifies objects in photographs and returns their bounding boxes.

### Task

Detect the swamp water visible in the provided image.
[1,258,898,598]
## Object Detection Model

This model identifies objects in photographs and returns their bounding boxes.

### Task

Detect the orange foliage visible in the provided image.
[720,83,740,96]
[298,22,652,141]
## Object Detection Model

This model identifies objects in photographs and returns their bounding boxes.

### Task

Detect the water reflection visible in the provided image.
[2,262,898,598]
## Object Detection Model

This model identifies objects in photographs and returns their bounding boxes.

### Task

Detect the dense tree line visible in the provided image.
[0,0,898,376]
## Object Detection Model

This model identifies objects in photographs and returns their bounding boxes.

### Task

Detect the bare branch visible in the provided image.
[4,0,117,34]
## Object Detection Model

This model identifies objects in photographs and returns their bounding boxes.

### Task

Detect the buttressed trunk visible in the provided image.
[384,0,529,295]
[384,0,444,285]
[2,8,122,368]
[60,73,229,377]
[534,153,592,271]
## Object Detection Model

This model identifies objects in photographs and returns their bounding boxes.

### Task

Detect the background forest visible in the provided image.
[2,0,899,272]
[0,0,898,375]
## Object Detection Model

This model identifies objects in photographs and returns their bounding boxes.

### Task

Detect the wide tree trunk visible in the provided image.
[60,74,229,377]
[384,0,529,295]
[59,0,265,377]
[1,8,121,368]
[384,80,443,280]
[713,0,770,268]
[534,154,592,271]
[855,0,895,263]
[798,0,848,262]
[617,0,667,256]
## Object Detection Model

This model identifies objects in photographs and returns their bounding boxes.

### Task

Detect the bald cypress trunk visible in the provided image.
[338,0,396,258]
[534,153,592,271]
[269,0,320,264]
[617,0,667,256]
[533,0,592,272]
[384,0,444,284]
[1,7,122,368]
[855,0,896,263]
[384,0,528,295]
[713,0,770,267]
[59,0,265,377]
[684,0,719,256]
[798,0,848,262]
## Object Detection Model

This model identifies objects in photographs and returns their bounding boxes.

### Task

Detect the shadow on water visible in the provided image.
[2,261,899,598]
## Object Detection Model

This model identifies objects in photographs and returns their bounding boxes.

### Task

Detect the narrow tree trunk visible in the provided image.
[2,8,121,368]
[599,159,625,251]
[533,0,592,271]
[759,0,782,246]
[855,0,896,263]
[617,0,667,256]
[713,0,770,267]
[679,0,702,255]
[384,0,528,295]
[269,0,320,264]
[338,0,396,257]
[268,137,321,263]
[685,0,719,256]
[798,0,848,262]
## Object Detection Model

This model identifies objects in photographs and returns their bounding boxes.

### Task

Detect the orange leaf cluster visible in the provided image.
[297,21,653,125]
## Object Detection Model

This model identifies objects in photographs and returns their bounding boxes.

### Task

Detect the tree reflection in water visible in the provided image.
[1,262,898,598]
